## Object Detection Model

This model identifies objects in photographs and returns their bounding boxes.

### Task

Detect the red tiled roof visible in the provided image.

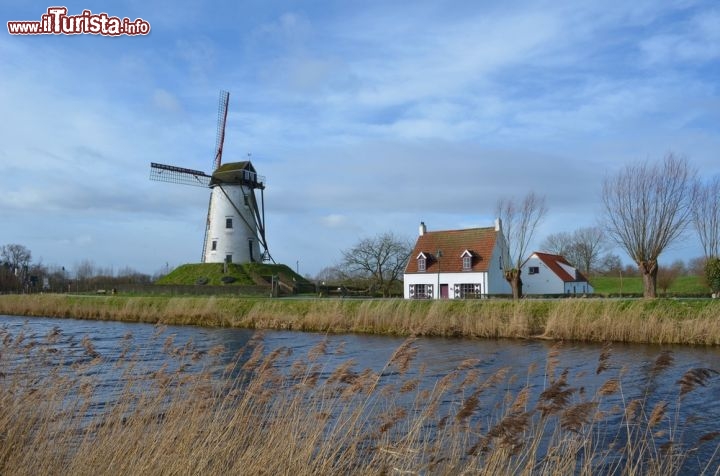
[532,252,590,283]
[405,227,498,274]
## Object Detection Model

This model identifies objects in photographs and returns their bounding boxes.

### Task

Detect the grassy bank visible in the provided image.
[591,275,708,296]
[1,294,719,345]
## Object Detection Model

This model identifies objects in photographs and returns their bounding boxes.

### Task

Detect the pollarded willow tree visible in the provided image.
[692,175,720,260]
[693,175,720,296]
[496,192,547,299]
[601,154,697,298]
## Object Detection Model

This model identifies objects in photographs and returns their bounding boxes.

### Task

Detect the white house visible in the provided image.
[521,251,594,296]
[403,220,512,299]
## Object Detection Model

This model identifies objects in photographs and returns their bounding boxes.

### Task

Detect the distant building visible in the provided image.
[521,251,594,295]
[403,220,512,299]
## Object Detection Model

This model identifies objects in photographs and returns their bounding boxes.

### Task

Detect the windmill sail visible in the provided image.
[213,90,230,171]
[204,90,231,261]
[150,163,211,187]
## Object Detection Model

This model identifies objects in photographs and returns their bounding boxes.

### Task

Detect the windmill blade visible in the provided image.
[214,90,230,171]
[150,162,211,187]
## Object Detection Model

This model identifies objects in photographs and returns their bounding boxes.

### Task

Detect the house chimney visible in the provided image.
[419,221,426,236]
[494,218,502,232]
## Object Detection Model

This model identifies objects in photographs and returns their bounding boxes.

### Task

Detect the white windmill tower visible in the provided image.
[149,90,272,264]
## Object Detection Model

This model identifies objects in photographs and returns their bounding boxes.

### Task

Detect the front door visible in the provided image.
[440,284,449,299]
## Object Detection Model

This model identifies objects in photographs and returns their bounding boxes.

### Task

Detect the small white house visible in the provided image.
[521,251,594,296]
[403,220,511,299]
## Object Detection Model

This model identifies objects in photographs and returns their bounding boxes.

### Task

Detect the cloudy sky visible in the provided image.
[1,0,718,277]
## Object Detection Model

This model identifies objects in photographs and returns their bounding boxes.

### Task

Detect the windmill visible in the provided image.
[149,90,272,264]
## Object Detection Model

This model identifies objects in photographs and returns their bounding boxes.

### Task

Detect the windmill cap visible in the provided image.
[210,161,265,188]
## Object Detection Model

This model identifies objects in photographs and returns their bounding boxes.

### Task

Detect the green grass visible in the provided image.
[243,262,313,287]
[154,262,315,292]
[590,275,709,296]
[155,263,255,286]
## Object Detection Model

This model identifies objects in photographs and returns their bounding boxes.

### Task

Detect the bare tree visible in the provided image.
[601,154,697,298]
[598,253,623,275]
[669,258,687,276]
[496,192,547,299]
[1,244,32,271]
[341,232,412,297]
[688,256,707,277]
[571,227,607,276]
[315,265,348,284]
[1,244,32,286]
[540,232,574,257]
[657,263,683,296]
[74,259,96,281]
[541,227,607,275]
[692,175,720,259]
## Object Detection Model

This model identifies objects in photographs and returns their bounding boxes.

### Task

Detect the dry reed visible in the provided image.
[3,294,720,346]
[1,324,719,475]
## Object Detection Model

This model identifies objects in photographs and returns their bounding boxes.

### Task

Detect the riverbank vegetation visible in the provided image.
[1,325,718,475]
[1,294,719,345]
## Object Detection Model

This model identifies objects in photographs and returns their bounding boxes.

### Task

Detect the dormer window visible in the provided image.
[417,252,428,272]
[461,250,473,271]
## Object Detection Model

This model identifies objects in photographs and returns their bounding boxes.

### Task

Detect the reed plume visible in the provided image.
[596,342,612,374]
[676,368,719,397]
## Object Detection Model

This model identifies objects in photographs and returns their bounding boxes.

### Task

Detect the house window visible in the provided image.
[211,240,217,251]
[462,255,472,271]
[418,257,426,272]
[458,283,481,298]
[410,283,432,299]
[499,256,503,270]
[529,266,539,275]
[243,194,250,208]
[225,254,232,263]
[226,218,233,229]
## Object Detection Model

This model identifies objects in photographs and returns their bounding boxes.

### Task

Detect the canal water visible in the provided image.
[2,314,719,472]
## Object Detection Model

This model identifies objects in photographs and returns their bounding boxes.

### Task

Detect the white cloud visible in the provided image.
[319,214,350,228]
[152,89,183,113]
[641,9,720,65]
[0,0,717,276]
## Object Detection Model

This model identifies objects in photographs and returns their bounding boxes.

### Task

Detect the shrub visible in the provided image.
[705,257,720,294]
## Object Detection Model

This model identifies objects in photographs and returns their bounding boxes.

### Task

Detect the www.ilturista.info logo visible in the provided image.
[7,7,150,36]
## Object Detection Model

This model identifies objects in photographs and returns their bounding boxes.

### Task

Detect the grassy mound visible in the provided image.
[155,262,314,290]
[244,262,314,291]
[155,263,255,286]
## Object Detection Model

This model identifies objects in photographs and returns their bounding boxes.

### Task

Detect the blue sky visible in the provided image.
[1,0,719,277]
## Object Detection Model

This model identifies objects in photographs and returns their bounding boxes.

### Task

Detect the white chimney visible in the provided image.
[419,221,426,236]
[494,218,502,232]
